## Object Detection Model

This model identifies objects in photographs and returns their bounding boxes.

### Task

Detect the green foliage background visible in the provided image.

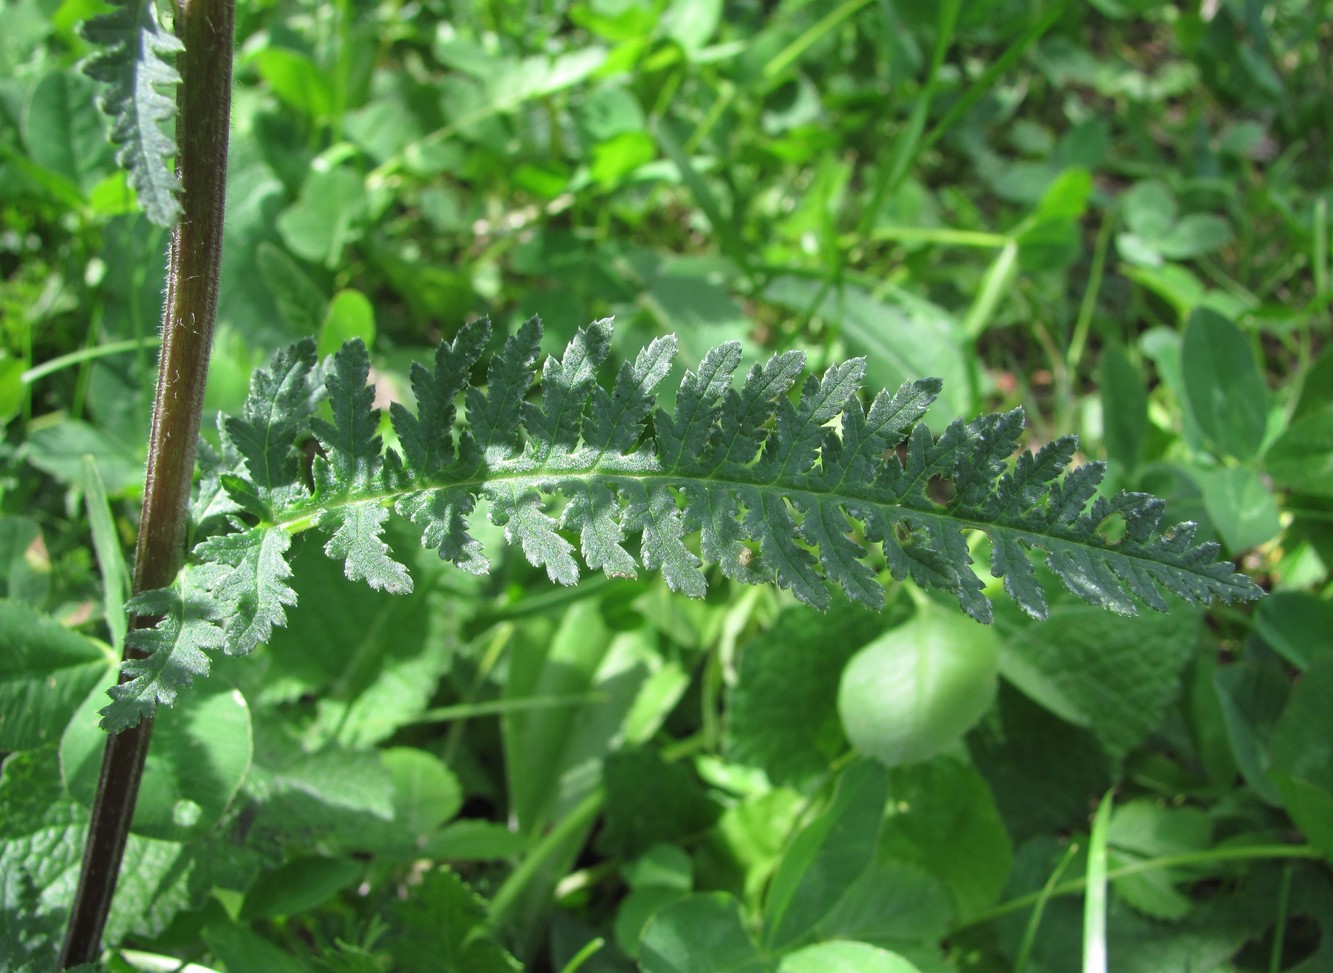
[2,0,1331,971]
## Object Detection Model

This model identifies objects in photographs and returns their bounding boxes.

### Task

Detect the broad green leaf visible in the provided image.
[1181,308,1268,459]
[590,130,657,185]
[215,141,288,342]
[257,241,328,337]
[1106,799,1212,920]
[1213,649,1289,805]
[726,604,888,787]
[763,762,890,950]
[614,845,696,958]
[1032,166,1093,222]
[1292,347,1333,422]
[0,748,95,967]
[422,820,527,860]
[625,844,694,891]
[26,419,145,497]
[0,601,108,750]
[577,85,646,142]
[277,165,368,267]
[483,47,607,113]
[1116,231,1165,268]
[1255,591,1333,670]
[241,856,363,920]
[646,259,754,363]
[761,761,954,966]
[248,744,395,852]
[662,0,723,52]
[65,682,252,841]
[282,741,463,853]
[345,88,429,163]
[996,597,1197,761]
[969,684,1113,844]
[251,46,335,120]
[318,289,377,359]
[1,747,201,958]
[264,541,459,748]
[1126,263,1207,316]
[838,605,999,767]
[880,759,1013,920]
[1139,326,1205,449]
[202,921,309,973]
[381,746,463,842]
[1099,344,1148,476]
[0,351,27,427]
[1157,213,1232,260]
[640,894,767,973]
[1121,180,1176,241]
[1194,466,1281,553]
[616,887,693,960]
[597,747,722,859]
[1270,654,1333,858]
[387,869,520,973]
[0,518,50,606]
[1269,775,1333,863]
[758,759,953,966]
[777,942,921,973]
[1264,404,1333,497]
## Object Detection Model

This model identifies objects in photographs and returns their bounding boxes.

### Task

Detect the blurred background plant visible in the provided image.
[2,1,1330,971]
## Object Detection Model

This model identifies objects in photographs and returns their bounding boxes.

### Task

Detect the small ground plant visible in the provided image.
[3,2,1330,972]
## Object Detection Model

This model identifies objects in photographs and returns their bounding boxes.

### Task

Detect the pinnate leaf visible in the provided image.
[391,320,490,475]
[104,569,226,730]
[80,0,184,227]
[224,338,319,504]
[104,318,1263,729]
[194,528,297,656]
[312,339,383,495]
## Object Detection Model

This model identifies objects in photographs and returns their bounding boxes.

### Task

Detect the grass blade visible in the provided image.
[82,455,130,653]
[1083,790,1113,973]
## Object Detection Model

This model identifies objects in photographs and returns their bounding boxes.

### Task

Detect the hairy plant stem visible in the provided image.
[59,0,235,965]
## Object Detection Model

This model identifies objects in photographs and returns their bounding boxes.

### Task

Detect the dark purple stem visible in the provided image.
[59,0,235,964]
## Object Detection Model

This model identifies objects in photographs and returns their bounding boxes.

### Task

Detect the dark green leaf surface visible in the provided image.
[79,0,184,226]
[640,894,768,973]
[1181,308,1269,460]
[386,869,520,973]
[102,319,1263,730]
[598,747,722,859]
[64,683,251,841]
[996,597,1198,761]
[725,606,886,787]
[0,601,108,750]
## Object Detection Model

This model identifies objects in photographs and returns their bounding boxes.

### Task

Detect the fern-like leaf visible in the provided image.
[309,340,412,592]
[80,0,183,227]
[224,338,320,512]
[101,317,1265,731]
[194,528,297,655]
[104,568,225,730]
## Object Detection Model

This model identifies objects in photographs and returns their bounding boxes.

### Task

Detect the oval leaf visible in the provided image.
[838,606,999,766]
